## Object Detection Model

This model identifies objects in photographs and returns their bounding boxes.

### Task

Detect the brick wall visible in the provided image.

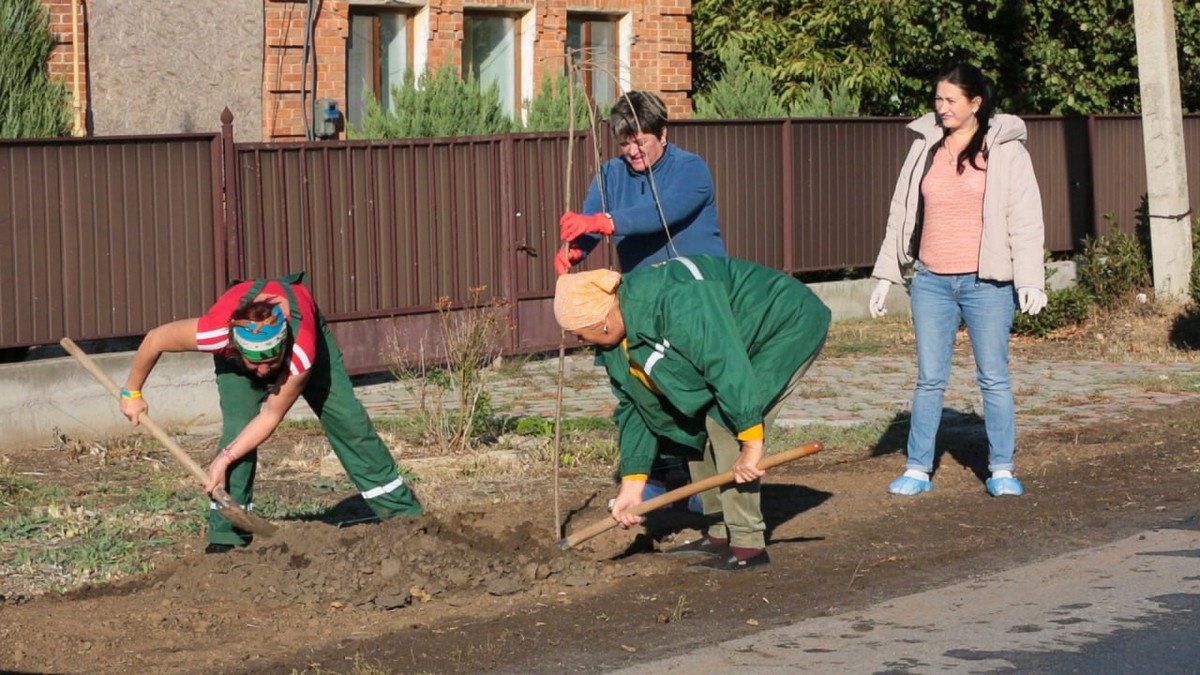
[264,0,350,141]
[42,0,86,135]
[43,0,694,142]
[264,0,694,141]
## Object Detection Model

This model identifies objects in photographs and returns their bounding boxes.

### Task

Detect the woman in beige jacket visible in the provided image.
[868,63,1046,498]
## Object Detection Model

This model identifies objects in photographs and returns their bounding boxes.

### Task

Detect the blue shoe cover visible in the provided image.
[986,476,1024,497]
[888,475,933,496]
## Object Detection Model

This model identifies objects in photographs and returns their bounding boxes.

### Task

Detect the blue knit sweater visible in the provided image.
[576,143,725,271]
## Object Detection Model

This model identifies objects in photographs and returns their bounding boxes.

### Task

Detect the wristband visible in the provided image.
[120,388,142,400]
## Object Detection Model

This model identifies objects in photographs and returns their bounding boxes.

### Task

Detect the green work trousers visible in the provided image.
[689,338,825,549]
[208,322,423,546]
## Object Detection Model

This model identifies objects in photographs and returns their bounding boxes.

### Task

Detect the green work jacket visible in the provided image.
[597,255,831,476]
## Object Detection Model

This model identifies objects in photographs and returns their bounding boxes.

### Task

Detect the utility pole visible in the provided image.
[1133,0,1192,301]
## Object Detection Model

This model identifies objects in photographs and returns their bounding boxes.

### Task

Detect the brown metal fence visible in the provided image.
[0,133,221,350]
[2,115,1196,372]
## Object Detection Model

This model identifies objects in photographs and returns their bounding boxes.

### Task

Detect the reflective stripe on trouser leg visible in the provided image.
[210,500,256,512]
[207,357,266,546]
[361,476,409,500]
[303,322,423,518]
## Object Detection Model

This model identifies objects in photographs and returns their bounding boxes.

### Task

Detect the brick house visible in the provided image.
[42,0,695,142]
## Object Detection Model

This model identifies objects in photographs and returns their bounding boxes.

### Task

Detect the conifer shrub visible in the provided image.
[523,73,594,132]
[0,0,71,138]
[351,65,513,139]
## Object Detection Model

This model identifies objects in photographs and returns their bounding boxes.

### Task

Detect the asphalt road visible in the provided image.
[612,521,1200,674]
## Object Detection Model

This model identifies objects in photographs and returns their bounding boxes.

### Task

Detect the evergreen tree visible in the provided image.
[351,65,513,140]
[523,73,592,132]
[694,46,791,119]
[694,45,861,118]
[0,0,71,138]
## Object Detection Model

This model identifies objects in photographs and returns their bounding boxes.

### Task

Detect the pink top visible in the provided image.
[919,145,987,274]
[195,280,320,376]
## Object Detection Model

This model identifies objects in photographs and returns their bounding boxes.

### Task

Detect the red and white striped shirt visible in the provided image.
[196,280,320,376]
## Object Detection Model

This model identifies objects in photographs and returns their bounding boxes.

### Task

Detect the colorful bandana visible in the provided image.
[231,305,289,361]
[553,269,622,330]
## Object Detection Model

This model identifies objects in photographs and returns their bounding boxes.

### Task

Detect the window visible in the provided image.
[567,14,619,109]
[463,12,520,117]
[347,8,412,127]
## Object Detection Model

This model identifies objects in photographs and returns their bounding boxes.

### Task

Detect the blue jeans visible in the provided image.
[906,264,1016,474]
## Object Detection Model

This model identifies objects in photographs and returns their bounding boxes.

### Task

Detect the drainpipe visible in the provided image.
[71,0,85,135]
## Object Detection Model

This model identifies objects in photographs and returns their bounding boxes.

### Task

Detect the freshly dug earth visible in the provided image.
[1,397,1199,674]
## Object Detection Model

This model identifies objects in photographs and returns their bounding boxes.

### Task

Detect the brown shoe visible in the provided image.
[664,535,730,557]
[689,549,770,571]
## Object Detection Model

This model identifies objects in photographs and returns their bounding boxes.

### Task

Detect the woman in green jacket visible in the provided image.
[554,256,830,571]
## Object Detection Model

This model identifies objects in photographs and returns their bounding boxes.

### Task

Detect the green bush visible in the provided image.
[523,73,595,132]
[1076,227,1152,307]
[0,0,71,138]
[694,44,859,119]
[695,45,792,118]
[352,67,616,138]
[1190,216,1200,306]
[789,82,860,117]
[1012,285,1093,337]
[350,65,514,139]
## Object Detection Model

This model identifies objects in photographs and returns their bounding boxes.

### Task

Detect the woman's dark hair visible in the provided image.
[936,63,995,175]
[232,301,278,324]
[610,91,669,139]
[229,300,290,363]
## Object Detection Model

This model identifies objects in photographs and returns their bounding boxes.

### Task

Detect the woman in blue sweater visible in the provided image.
[556,91,725,273]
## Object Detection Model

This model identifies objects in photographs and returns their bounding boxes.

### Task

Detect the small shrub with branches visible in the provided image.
[1077,219,1153,308]
[1012,284,1093,338]
[386,287,513,453]
[1190,216,1200,307]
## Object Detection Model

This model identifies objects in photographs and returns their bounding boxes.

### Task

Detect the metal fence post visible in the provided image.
[220,107,244,285]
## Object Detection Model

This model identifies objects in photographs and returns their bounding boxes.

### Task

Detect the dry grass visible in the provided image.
[1012,301,1200,363]
[830,301,1200,364]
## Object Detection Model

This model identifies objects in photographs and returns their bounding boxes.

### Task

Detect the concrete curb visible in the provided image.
[5,351,223,450]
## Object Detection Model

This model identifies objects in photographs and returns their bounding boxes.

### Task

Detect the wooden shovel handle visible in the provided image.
[559,440,823,549]
[60,338,210,484]
[58,338,278,538]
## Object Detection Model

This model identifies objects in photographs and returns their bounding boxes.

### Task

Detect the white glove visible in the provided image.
[1018,287,1047,316]
[868,279,893,318]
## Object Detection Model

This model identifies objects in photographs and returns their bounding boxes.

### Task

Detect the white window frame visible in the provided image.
[566,11,628,109]
[462,8,531,119]
[346,5,416,126]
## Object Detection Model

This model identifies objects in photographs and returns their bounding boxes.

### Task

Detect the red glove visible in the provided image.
[559,212,615,242]
[554,245,585,275]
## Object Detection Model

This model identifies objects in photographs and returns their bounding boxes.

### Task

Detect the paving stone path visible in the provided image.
[335,352,1200,437]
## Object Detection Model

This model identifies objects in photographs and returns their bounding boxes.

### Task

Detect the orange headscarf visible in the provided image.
[553,270,622,330]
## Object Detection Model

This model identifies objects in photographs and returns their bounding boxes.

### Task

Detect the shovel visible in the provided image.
[60,337,278,537]
[557,440,823,549]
